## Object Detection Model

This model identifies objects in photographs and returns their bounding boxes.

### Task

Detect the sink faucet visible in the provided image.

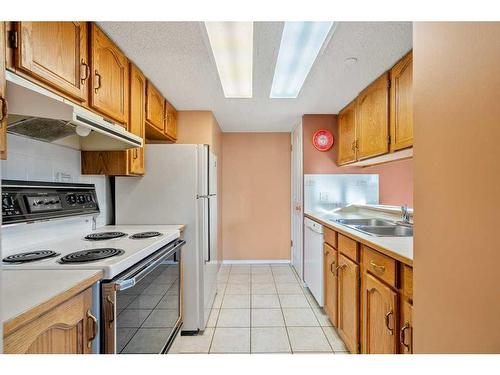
[401,205,411,224]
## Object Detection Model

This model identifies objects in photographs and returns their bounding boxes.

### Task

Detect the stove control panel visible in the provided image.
[1,180,100,225]
[2,193,22,218]
[26,195,63,213]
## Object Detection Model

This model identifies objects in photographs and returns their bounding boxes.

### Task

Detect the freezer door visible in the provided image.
[197,194,217,326]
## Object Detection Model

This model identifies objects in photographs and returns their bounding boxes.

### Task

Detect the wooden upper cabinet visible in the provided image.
[390,51,413,151]
[356,73,390,160]
[13,22,89,103]
[1,22,7,160]
[165,100,177,140]
[337,100,357,165]
[323,243,338,327]
[4,288,97,354]
[90,24,129,125]
[337,253,359,353]
[362,273,398,354]
[128,64,146,175]
[146,80,165,132]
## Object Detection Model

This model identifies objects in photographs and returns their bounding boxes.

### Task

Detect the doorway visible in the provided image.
[291,122,303,280]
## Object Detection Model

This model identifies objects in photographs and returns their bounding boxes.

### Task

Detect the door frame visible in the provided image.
[291,122,304,280]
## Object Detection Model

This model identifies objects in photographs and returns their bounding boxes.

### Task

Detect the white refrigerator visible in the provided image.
[115,144,219,333]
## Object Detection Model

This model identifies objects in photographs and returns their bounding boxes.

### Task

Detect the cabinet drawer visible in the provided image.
[401,264,413,301]
[362,245,396,287]
[338,234,358,262]
[324,227,337,248]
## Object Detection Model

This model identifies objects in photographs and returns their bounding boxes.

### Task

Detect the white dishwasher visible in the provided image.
[303,217,324,306]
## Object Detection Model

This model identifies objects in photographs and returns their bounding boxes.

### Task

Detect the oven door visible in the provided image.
[101,239,185,354]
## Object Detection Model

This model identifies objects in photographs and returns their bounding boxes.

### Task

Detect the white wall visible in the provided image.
[1,134,113,251]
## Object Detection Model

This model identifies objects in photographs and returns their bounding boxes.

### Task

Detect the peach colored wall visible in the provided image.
[414,22,500,353]
[222,133,291,261]
[177,111,223,261]
[302,114,413,206]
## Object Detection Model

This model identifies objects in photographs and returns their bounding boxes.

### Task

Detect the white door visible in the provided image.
[291,122,304,280]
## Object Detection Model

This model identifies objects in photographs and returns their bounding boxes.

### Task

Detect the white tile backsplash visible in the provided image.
[1,134,113,251]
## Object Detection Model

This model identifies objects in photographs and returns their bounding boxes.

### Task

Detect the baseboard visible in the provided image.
[222,259,291,265]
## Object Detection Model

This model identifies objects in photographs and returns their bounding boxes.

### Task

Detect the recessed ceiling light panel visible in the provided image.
[205,22,253,98]
[270,22,334,99]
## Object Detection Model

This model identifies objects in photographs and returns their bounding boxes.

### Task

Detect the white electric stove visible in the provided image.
[2,224,181,279]
[1,180,185,354]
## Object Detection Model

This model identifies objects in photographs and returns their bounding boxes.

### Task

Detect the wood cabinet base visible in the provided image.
[4,288,96,354]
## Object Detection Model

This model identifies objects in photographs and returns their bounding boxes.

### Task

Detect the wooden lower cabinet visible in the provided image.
[362,273,398,354]
[4,288,98,354]
[323,243,338,327]
[337,253,359,353]
[399,298,413,354]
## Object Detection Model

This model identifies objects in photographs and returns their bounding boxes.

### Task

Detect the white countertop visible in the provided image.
[2,269,102,324]
[305,205,413,266]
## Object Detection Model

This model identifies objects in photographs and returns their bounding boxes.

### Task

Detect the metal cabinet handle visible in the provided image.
[385,310,394,335]
[87,309,98,348]
[370,260,386,274]
[133,148,138,160]
[351,141,355,152]
[94,70,102,93]
[400,322,411,352]
[355,139,359,150]
[80,59,90,84]
[0,97,7,122]
[106,296,115,328]
[330,260,336,276]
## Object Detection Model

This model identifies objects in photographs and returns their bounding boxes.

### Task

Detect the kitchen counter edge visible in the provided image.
[304,213,413,267]
[2,269,103,335]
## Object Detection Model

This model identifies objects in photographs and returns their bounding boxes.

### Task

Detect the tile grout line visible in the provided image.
[272,265,294,354]
[208,264,231,353]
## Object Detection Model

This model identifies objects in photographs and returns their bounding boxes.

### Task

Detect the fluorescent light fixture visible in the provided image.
[205,22,253,98]
[270,22,334,98]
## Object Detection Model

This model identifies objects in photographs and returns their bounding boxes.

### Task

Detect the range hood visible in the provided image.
[5,71,143,151]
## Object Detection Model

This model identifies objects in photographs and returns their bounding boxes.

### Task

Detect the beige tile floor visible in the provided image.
[169,264,349,354]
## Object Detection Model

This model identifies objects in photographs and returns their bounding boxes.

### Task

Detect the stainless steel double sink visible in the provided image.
[334,218,413,237]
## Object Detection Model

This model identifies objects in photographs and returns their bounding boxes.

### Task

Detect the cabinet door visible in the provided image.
[399,298,413,354]
[1,22,7,160]
[4,288,97,354]
[90,24,129,125]
[15,22,89,103]
[356,73,390,159]
[390,51,413,151]
[362,273,398,354]
[128,64,146,175]
[337,253,359,353]
[165,100,177,140]
[146,81,165,132]
[323,243,338,327]
[337,100,357,165]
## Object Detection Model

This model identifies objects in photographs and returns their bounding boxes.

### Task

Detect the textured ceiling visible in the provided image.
[98,21,412,132]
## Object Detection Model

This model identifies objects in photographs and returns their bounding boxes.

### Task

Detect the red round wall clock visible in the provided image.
[312,129,335,151]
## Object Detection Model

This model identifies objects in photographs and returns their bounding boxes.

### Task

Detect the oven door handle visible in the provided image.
[114,239,185,291]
